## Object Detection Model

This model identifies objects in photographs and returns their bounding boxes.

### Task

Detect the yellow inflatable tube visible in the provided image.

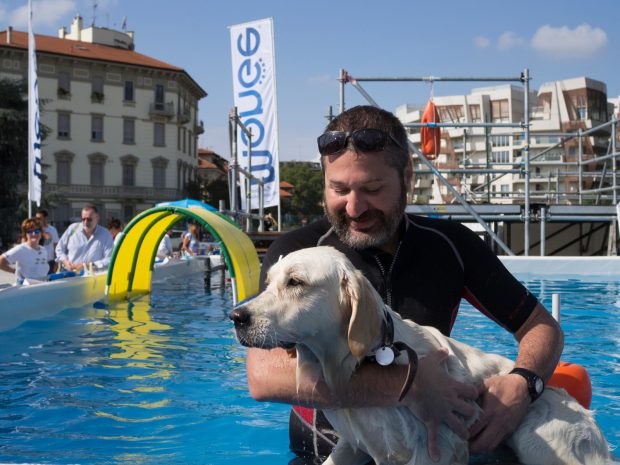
[106,205,260,305]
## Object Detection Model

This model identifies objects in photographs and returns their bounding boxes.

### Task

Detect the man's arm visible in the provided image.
[55,230,71,266]
[469,302,563,453]
[247,345,480,461]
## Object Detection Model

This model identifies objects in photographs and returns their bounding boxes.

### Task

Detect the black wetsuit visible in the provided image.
[259,214,538,461]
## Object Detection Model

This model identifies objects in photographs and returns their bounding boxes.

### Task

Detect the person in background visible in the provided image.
[35,209,59,274]
[0,218,49,284]
[181,223,200,256]
[107,218,123,245]
[156,230,174,260]
[246,105,564,463]
[55,204,114,272]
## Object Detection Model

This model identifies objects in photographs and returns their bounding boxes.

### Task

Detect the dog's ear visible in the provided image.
[343,268,383,360]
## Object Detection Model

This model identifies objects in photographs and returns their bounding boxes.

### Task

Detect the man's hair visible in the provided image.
[322,105,410,175]
[83,203,98,214]
[36,209,48,217]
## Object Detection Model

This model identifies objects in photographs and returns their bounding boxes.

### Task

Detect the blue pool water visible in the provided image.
[0,273,618,464]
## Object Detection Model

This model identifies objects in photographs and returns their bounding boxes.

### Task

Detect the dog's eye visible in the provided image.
[287,277,304,287]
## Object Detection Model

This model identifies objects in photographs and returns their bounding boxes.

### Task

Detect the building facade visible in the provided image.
[397,77,613,206]
[0,17,206,228]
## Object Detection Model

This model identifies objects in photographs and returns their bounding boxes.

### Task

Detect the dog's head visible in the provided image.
[229,246,385,360]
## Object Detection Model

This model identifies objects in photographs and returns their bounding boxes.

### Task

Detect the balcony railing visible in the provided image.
[46,183,182,201]
[149,102,175,118]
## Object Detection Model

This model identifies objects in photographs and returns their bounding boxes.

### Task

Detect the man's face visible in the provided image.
[35,213,47,226]
[81,208,99,233]
[323,149,409,250]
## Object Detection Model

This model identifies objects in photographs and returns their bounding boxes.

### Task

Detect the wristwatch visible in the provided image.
[509,367,544,402]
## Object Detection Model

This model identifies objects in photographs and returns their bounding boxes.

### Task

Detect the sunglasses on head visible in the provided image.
[317,128,404,156]
[26,228,41,235]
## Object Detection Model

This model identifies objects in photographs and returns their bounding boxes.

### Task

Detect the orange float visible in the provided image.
[420,99,441,159]
[548,361,592,409]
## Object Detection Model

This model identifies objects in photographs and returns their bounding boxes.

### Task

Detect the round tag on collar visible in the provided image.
[375,346,395,366]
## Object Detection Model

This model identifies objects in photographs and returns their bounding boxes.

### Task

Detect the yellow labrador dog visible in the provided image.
[230,246,611,465]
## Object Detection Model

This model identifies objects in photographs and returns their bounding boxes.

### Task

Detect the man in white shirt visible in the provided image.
[156,230,174,260]
[55,204,114,272]
[35,209,59,273]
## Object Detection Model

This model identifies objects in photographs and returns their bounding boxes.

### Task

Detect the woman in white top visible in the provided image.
[0,218,49,284]
[181,223,200,256]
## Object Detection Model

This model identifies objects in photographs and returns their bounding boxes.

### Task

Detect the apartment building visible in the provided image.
[0,16,206,228]
[397,77,612,206]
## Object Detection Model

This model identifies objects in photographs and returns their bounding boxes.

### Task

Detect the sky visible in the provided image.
[1,0,619,162]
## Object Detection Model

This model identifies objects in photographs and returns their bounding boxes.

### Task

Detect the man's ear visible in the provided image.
[342,269,383,360]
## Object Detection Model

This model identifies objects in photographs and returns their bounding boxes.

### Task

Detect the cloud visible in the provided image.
[7,0,76,30]
[531,24,608,58]
[473,36,490,48]
[498,31,526,51]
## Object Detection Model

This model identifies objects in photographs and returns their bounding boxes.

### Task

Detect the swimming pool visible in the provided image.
[0,273,617,464]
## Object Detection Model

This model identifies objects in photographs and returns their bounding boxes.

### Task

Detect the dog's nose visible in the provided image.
[229,306,251,327]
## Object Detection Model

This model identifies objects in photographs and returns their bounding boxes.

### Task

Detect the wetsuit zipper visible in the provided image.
[373,241,402,308]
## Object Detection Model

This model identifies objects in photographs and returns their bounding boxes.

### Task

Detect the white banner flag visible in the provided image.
[28,0,42,207]
[229,18,280,209]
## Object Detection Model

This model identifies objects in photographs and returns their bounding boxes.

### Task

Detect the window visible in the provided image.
[91,75,104,102]
[57,113,70,138]
[573,95,587,121]
[123,205,134,223]
[491,150,510,163]
[122,163,135,186]
[54,151,74,185]
[182,127,187,153]
[491,99,509,122]
[152,157,169,189]
[491,135,510,147]
[91,116,104,141]
[500,184,510,198]
[123,118,135,144]
[121,155,138,187]
[90,161,104,186]
[469,105,481,122]
[155,84,165,110]
[154,122,165,146]
[124,80,134,102]
[58,71,70,96]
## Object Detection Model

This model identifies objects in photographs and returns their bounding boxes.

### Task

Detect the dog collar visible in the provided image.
[366,310,419,402]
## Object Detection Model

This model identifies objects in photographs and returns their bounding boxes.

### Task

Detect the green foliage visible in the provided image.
[280,161,324,220]
[0,78,29,249]
[203,178,229,209]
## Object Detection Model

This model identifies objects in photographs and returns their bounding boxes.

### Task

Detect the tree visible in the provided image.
[203,178,229,209]
[0,78,29,249]
[280,161,324,224]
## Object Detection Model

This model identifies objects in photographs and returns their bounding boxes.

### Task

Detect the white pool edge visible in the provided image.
[500,256,620,277]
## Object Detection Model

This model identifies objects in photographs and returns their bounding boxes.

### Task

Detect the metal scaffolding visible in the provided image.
[337,69,620,256]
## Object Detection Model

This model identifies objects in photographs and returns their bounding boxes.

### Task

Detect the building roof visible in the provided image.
[0,29,207,97]
[280,181,294,188]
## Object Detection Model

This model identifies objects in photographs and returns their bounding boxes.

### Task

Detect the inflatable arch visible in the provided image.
[105,202,260,306]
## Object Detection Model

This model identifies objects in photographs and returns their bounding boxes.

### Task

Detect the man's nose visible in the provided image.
[345,191,368,219]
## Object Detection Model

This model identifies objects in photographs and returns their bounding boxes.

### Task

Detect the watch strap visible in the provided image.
[509,367,544,402]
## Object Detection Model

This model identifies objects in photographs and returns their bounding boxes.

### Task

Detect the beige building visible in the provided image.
[0,17,206,228]
[397,77,612,206]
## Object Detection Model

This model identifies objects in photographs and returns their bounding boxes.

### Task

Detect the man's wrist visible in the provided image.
[509,367,544,402]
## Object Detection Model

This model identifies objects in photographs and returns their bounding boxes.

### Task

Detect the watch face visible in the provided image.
[534,377,544,394]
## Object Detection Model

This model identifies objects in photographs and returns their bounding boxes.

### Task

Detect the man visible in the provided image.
[246,106,563,462]
[156,230,174,259]
[35,209,59,273]
[56,204,114,272]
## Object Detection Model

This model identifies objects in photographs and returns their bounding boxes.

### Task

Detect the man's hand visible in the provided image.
[402,348,480,462]
[468,373,530,454]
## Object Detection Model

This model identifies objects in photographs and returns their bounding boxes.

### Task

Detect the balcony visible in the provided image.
[46,183,182,202]
[195,120,205,135]
[177,107,191,125]
[149,102,175,119]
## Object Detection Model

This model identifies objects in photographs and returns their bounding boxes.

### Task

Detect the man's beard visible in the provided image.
[324,189,406,250]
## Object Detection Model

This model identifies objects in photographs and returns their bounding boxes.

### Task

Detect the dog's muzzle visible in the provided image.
[228,306,296,350]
